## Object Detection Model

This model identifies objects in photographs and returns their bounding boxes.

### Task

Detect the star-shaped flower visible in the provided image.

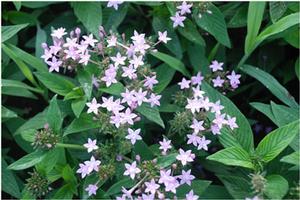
[197,136,211,151]
[86,98,101,114]
[177,1,193,15]
[84,156,101,173]
[212,76,225,87]
[83,138,99,153]
[176,148,195,166]
[178,78,191,89]
[145,179,160,194]
[158,31,171,44]
[209,60,223,72]
[51,27,67,39]
[178,169,195,186]
[83,34,98,47]
[159,138,172,154]
[123,161,141,179]
[170,12,186,28]
[107,0,123,10]
[111,52,126,67]
[125,128,142,145]
[85,184,98,196]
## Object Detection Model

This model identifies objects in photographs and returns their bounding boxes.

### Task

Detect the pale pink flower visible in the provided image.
[178,78,191,89]
[176,148,195,166]
[76,163,90,178]
[51,27,67,39]
[144,179,160,194]
[159,138,172,153]
[170,12,186,28]
[107,0,123,10]
[83,34,98,47]
[144,75,158,90]
[209,60,223,72]
[120,108,137,125]
[186,190,199,200]
[134,88,147,106]
[84,156,101,173]
[129,55,144,68]
[85,184,98,196]
[84,138,99,153]
[212,76,225,87]
[147,93,161,107]
[187,132,201,147]
[178,169,195,186]
[86,98,101,114]
[191,72,204,85]
[122,65,137,79]
[197,136,211,151]
[177,1,193,15]
[226,115,238,130]
[46,56,62,72]
[126,128,142,145]
[158,31,171,44]
[111,52,126,67]
[107,35,117,47]
[124,161,141,179]
[190,119,205,133]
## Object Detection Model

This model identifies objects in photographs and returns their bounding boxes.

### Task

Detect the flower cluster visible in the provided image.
[171,69,239,151]
[170,1,212,28]
[41,27,100,72]
[107,0,124,10]
[209,60,241,91]
[117,149,199,200]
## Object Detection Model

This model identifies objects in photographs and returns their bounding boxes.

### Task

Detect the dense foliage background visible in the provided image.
[2,1,299,199]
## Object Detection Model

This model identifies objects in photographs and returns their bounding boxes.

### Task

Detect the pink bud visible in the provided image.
[135,154,141,162]
[44,123,49,129]
[41,43,48,50]
[75,27,81,36]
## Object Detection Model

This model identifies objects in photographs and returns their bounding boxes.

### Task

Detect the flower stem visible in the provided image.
[56,143,85,150]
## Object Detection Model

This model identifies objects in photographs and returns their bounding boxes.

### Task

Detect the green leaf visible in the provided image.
[47,95,63,133]
[207,146,254,169]
[193,3,231,47]
[136,103,165,128]
[15,110,47,135]
[255,120,299,163]
[5,43,47,72]
[177,180,211,198]
[152,15,182,58]
[250,102,277,125]
[133,140,155,161]
[77,68,93,99]
[62,164,77,183]
[2,159,21,198]
[71,96,88,118]
[36,148,63,174]
[153,64,175,93]
[295,58,299,79]
[105,177,134,196]
[2,23,28,42]
[100,82,125,96]
[202,82,254,151]
[265,175,289,199]
[35,24,47,58]
[8,150,46,170]
[6,11,37,26]
[53,183,76,199]
[64,113,101,136]
[280,151,299,166]
[20,129,36,142]
[21,2,56,8]
[270,101,299,126]
[2,85,37,99]
[157,153,178,168]
[2,106,18,119]
[269,2,287,23]
[34,72,75,96]
[241,65,298,108]
[13,1,21,11]
[2,43,37,86]
[178,19,205,46]
[218,175,251,199]
[104,4,128,30]
[2,79,43,94]
[228,4,248,28]
[72,2,102,37]
[255,12,300,48]
[245,2,266,54]
[150,51,190,77]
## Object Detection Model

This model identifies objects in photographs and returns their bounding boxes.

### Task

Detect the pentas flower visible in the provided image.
[135,88,147,106]
[226,115,238,130]
[191,72,204,85]
[159,138,172,154]
[85,184,98,196]
[51,27,67,39]
[124,161,141,179]
[83,138,98,153]
[190,119,205,133]
[111,52,126,67]
[47,56,62,72]
[212,76,225,87]
[142,193,155,200]
[178,77,191,89]
[170,12,186,28]
[178,169,195,186]
[120,108,137,125]
[77,163,90,178]
[84,156,101,173]
[129,55,144,68]
[147,93,161,107]
[187,132,201,147]
[144,179,160,194]
[177,1,193,15]
[176,149,195,166]
[107,0,123,10]
[197,136,211,151]
[227,70,241,88]
[186,190,199,200]
[122,65,137,79]
[86,98,101,115]
[158,31,171,44]
[209,60,224,72]
[144,75,158,90]
[125,128,142,145]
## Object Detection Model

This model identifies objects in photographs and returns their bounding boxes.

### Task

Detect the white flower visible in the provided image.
[125,128,142,145]
[83,138,99,153]
[51,27,67,39]
[158,31,171,44]
[107,0,123,10]
[123,161,141,180]
[176,148,195,166]
[86,98,101,114]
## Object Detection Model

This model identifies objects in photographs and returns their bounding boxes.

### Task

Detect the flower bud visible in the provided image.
[75,27,81,36]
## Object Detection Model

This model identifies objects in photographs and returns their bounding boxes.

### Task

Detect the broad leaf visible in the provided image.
[241,65,298,108]
[8,150,46,170]
[47,95,63,133]
[35,72,75,96]
[136,103,165,128]
[2,159,21,198]
[2,23,28,42]
[255,120,299,163]
[178,19,205,46]
[218,175,251,199]
[105,177,134,196]
[150,51,190,77]
[72,2,102,37]
[100,82,125,96]
[269,2,287,23]
[280,151,299,166]
[265,175,289,199]
[153,64,175,93]
[193,3,231,47]
[176,180,211,198]
[207,146,254,169]
[157,153,178,168]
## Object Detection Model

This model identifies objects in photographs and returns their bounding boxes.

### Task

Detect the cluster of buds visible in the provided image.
[169,68,239,152]
[25,170,51,197]
[170,1,212,28]
[116,149,199,200]
[31,124,59,150]
[250,173,267,195]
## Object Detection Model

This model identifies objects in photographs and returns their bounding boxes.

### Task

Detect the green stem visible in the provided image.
[56,143,85,150]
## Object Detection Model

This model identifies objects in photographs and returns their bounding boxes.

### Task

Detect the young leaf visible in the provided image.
[47,95,63,133]
[270,101,299,126]
[136,103,165,128]
[218,175,252,199]
[202,82,254,151]
[2,23,28,42]
[71,96,88,118]
[99,82,125,96]
[255,120,299,163]
[280,151,299,166]
[72,2,102,37]
[193,3,231,47]
[150,51,190,77]
[245,2,266,54]
[207,146,254,169]
[34,72,75,96]
[264,175,289,199]
[156,153,178,168]
[153,64,175,94]
[64,113,101,136]
[2,106,18,120]
[8,150,46,170]
[241,65,298,108]
[77,68,93,100]
[178,19,205,46]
